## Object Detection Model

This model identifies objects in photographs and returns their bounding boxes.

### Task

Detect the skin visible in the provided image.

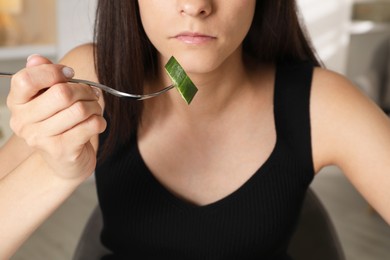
[0,51,105,257]
[0,0,390,257]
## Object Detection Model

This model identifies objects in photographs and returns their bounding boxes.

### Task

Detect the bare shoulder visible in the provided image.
[310,67,372,117]
[311,67,366,104]
[59,43,97,82]
[310,67,390,172]
[310,67,390,222]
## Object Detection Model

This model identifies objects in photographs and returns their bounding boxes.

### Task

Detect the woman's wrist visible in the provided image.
[34,152,93,185]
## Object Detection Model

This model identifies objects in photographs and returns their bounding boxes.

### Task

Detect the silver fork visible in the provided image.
[0,72,175,100]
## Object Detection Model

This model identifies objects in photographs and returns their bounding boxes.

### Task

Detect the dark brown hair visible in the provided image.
[94,0,321,160]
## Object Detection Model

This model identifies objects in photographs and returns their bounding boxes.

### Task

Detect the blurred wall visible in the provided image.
[297,0,353,74]
[56,0,97,59]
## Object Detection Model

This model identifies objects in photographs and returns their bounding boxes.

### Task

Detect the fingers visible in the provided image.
[23,100,103,142]
[37,114,106,179]
[12,82,100,128]
[9,81,103,142]
[25,54,52,67]
[26,113,106,159]
[7,54,105,150]
[11,87,106,163]
[59,114,107,150]
[5,54,105,180]
[8,62,74,106]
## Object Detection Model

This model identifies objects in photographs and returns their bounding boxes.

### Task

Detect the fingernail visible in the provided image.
[62,67,75,79]
[27,54,40,62]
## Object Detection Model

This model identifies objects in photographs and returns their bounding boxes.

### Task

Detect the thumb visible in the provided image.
[26,54,53,67]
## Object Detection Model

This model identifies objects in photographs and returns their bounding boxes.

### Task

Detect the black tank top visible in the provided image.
[95,59,315,260]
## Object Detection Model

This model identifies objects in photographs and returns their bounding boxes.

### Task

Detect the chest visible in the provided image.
[95,140,311,259]
[137,106,276,206]
[95,59,316,258]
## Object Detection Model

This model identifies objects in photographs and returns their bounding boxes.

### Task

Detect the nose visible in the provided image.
[179,0,213,17]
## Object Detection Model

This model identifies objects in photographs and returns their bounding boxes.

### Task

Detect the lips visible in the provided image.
[174,32,216,44]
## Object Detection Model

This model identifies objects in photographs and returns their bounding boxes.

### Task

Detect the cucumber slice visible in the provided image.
[165,56,198,105]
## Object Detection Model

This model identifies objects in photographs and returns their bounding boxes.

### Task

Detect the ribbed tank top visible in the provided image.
[95,59,315,260]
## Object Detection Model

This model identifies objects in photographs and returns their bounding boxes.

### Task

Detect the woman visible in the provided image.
[1,0,389,259]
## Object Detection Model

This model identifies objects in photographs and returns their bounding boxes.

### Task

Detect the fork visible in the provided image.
[0,72,175,100]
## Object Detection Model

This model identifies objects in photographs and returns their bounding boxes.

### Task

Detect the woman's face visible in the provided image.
[138,0,256,75]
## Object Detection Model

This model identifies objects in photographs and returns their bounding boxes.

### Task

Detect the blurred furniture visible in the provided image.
[72,188,345,260]
[347,0,390,114]
[0,0,22,46]
[287,188,345,260]
[0,0,96,61]
[72,205,111,260]
[348,22,390,114]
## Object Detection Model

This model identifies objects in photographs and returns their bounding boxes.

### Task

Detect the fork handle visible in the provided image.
[0,72,14,78]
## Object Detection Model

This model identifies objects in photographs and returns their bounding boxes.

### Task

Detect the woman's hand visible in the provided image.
[6,55,106,180]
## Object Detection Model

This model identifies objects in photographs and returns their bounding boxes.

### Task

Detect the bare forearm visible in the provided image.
[0,54,104,258]
[0,152,87,259]
[0,135,34,180]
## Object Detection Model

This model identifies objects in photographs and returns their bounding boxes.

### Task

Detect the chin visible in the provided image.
[171,53,222,74]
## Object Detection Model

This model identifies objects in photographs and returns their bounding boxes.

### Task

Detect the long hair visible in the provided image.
[94,0,320,160]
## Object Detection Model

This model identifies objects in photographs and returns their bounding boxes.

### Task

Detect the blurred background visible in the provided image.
[0,0,389,259]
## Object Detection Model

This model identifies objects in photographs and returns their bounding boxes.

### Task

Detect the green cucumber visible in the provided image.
[165,56,198,105]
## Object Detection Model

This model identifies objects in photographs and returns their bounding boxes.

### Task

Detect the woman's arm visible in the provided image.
[0,152,89,257]
[311,68,390,224]
[0,45,105,258]
[0,135,34,180]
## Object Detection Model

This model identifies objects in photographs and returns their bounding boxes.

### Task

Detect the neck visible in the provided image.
[146,52,257,124]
